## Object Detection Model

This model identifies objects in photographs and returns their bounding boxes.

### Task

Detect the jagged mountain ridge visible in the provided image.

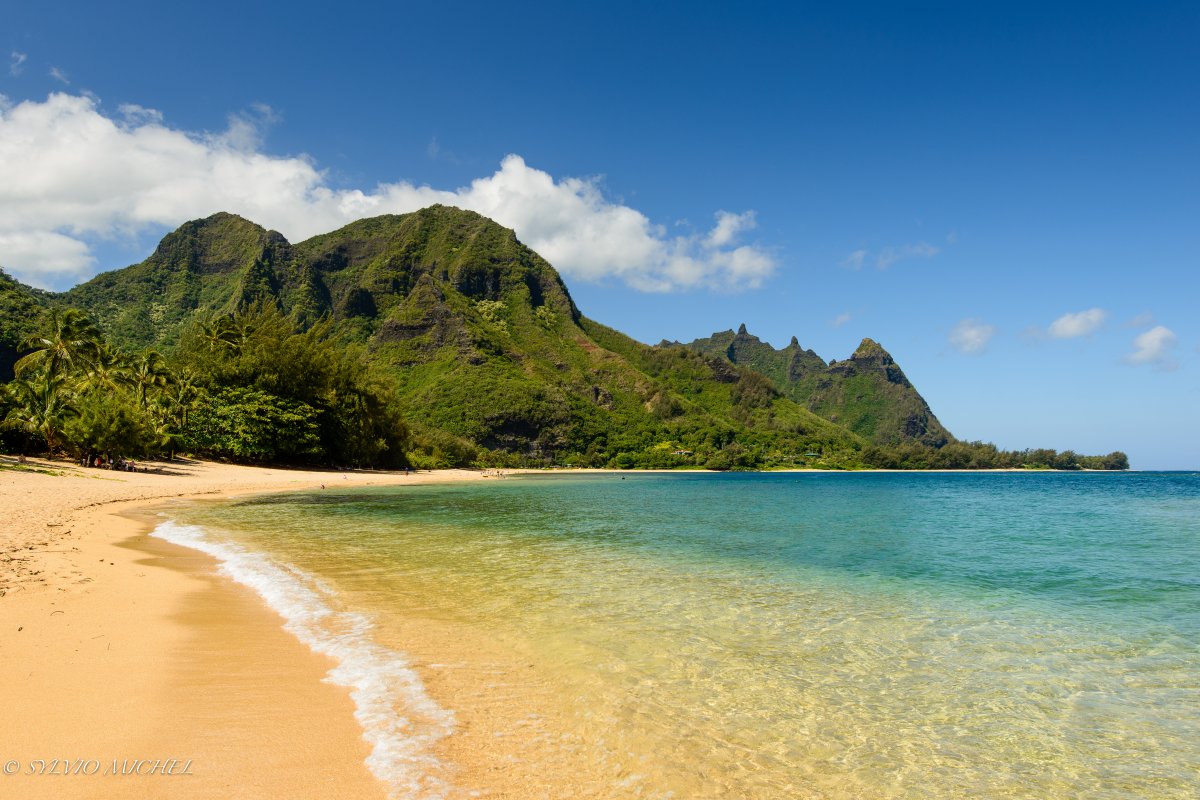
[48,207,868,464]
[677,324,952,447]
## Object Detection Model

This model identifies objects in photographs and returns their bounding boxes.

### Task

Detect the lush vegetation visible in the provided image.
[1,305,411,467]
[0,206,1129,471]
[682,327,952,447]
[2,308,176,461]
[59,213,286,352]
[172,305,410,465]
[859,441,1128,471]
[0,268,47,381]
[681,326,1127,470]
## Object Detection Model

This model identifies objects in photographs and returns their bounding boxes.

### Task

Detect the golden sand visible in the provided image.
[0,457,487,799]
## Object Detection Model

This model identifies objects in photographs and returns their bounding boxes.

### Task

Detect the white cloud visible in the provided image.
[0,230,94,279]
[949,318,996,354]
[1125,325,1178,370]
[48,67,69,84]
[877,242,939,269]
[0,92,775,292]
[1048,307,1107,338]
[216,103,279,152]
[9,52,26,77]
[117,103,164,125]
[831,311,852,328]
[1124,311,1154,328]
[704,210,756,248]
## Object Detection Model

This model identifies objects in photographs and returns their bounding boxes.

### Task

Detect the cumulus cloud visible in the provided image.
[949,318,996,354]
[9,52,26,77]
[0,92,775,291]
[1125,325,1178,370]
[117,103,164,126]
[0,230,93,277]
[1048,307,1107,338]
[704,210,756,248]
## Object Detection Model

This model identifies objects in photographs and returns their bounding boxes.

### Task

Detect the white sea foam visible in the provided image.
[151,520,455,799]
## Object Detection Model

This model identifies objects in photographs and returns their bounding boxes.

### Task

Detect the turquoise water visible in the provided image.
[160,472,1200,799]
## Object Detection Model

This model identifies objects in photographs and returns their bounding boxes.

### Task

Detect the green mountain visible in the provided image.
[677,325,952,447]
[1,206,1124,470]
[61,212,290,350]
[55,207,867,468]
[0,268,48,381]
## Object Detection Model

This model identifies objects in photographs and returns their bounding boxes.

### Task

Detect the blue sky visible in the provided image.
[2,1,1197,467]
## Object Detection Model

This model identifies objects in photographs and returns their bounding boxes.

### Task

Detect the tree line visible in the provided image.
[1,305,1128,472]
[858,441,1128,471]
[581,439,1127,471]
[0,305,410,468]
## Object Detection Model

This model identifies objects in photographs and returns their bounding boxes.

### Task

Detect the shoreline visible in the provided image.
[0,456,1144,798]
[0,457,483,799]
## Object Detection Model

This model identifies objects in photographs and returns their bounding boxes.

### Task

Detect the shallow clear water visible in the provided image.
[161,472,1200,799]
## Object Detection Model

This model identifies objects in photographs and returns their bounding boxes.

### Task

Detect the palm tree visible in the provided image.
[199,315,248,355]
[2,373,76,455]
[151,369,200,460]
[15,308,103,379]
[77,342,133,394]
[131,351,172,409]
[161,369,199,429]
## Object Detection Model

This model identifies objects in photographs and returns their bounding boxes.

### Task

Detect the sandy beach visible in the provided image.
[0,456,483,799]
[2,458,1107,799]
[0,457,796,800]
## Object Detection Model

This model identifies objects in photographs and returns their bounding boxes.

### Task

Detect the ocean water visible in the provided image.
[154,472,1200,799]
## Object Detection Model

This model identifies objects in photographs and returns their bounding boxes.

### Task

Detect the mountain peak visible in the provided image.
[737,323,748,335]
[852,337,891,361]
[680,328,951,447]
[197,210,259,227]
[145,211,283,277]
[175,211,283,244]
